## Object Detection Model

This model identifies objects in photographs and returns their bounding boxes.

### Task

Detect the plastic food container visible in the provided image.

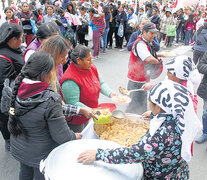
[40,139,143,180]
[111,95,131,105]
[93,109,111,124]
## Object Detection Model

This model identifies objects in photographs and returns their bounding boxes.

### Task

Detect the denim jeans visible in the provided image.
[185,30,193,45]
[19,162,45,180]
[102,28,109,52]
[202,101,207,134]
[176,28,181,43]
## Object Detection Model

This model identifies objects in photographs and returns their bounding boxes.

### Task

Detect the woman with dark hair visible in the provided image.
[17,2,35,46]
[184,14,194,45]
[61,45,117,132]
[145,3,153,18]
[0,22,24,151]
[24,22,58,62]
[116,5,127,49]
[39,36,94,120]
[88,7,106,59]
[67,2,77,15]
[102,5,111,53]
[39,35,70,88]
[37,8,44,22]
[159,8,176,47]
[107,5,118,49]
[160,5,168,18]
[192,22,207,65]
[66,2,78,43]
[125,7,136,44]
[8,51,82,180]
[77,6,90,46]
[57,7,76,48]
[4,7,21,25]
[42,5,63,26]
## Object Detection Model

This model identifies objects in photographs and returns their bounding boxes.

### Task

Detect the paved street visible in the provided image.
[0,43,207,179]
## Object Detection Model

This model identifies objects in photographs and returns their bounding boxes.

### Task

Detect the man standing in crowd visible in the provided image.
[126,22,163,115]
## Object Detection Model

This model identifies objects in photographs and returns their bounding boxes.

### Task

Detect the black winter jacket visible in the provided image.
[197,50,207,101]
[0,45,24,98]
[11,86,76,168]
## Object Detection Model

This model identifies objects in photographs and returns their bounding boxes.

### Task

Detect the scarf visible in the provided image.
[149,80,202,162]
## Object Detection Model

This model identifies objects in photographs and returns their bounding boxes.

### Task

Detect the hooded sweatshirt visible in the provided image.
[10,78,76,168]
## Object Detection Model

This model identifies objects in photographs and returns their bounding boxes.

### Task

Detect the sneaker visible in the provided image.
[195,134,207,144]
[175,43,179,46]
[96,56,101,59]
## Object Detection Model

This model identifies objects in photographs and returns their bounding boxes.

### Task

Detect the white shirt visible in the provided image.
[133,38,152,62]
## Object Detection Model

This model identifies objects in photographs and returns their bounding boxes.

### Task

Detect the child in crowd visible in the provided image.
[37,8,44,22]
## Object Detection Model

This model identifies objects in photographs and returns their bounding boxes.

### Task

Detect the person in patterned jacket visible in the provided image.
[78,80,202,180]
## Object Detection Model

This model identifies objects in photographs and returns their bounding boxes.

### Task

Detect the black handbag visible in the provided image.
[78,23,89,34]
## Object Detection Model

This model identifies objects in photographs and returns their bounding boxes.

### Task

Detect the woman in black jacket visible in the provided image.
[0,22,24,151]
[196,50,207,147]
[8,51,82,180]
[107,5,118,49]
[116,5,127,49]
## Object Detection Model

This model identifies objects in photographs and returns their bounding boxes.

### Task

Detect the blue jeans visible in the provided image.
[102,28,109,52]
[185,30,193,45]
[202,101,207,134]
[176,28,181,43]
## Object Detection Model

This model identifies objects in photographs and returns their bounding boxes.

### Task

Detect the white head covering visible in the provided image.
[149,80,202,162]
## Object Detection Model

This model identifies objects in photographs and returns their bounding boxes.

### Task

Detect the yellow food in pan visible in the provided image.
[94,117,149,147]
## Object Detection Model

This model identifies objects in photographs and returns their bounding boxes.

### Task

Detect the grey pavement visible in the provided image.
[0,43,207,179]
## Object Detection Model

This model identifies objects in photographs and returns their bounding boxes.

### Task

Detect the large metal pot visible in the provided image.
[82,113,148,140]
[40,139,143,180]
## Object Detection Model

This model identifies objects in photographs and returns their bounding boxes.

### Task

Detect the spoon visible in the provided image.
[119,86,144,96]
[111,110,126,119]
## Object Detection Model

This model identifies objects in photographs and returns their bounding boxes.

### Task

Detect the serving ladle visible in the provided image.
[119,86,144,96]
[111,110,126,119]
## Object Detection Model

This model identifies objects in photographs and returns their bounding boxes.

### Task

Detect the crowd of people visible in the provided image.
[0,0,207,180]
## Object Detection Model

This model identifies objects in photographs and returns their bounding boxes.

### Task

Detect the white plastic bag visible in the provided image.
[85,27,93,41]
[117,23,124,37]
